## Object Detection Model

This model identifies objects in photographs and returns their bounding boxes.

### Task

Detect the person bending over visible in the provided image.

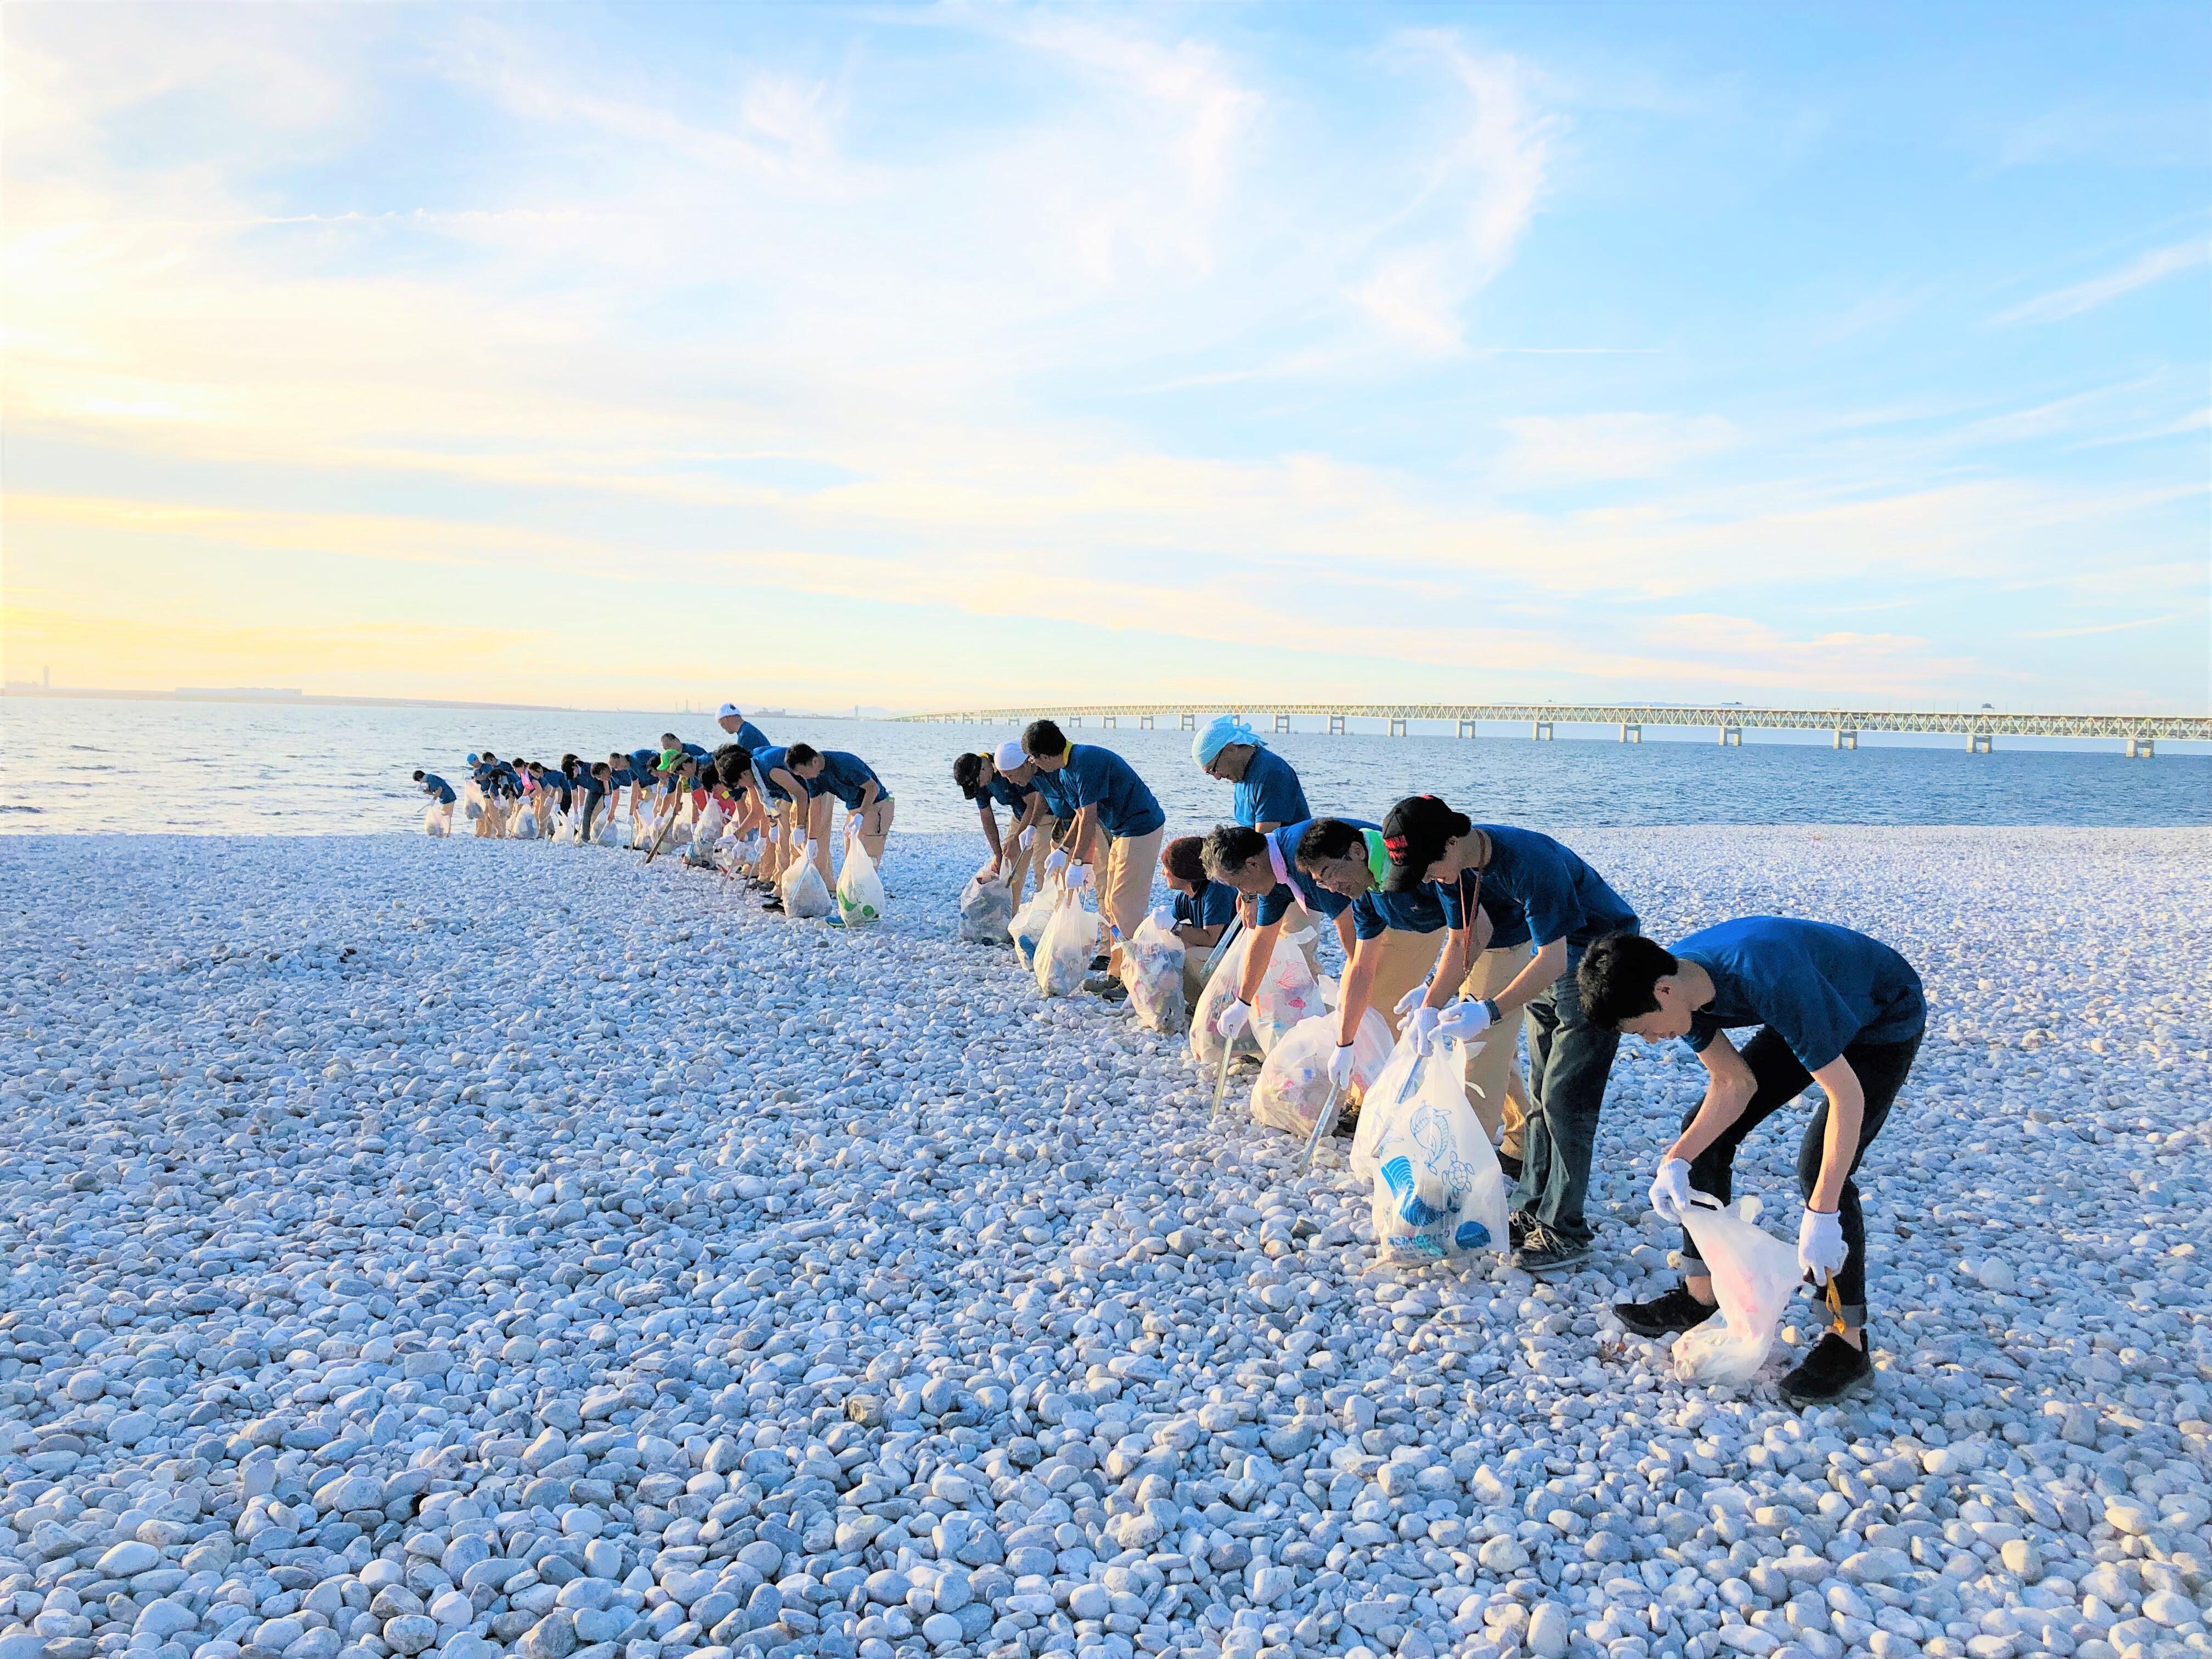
[1192,716,1311,833]
[955,743,1048,905]
[1579,919,1926,1407]
[785,743,894,884]
[1201,820,1363,1035]
[413,770,456,833]
[717,703,771,751]
[1156,836,1237,1009]
[1022,719,1166,1004]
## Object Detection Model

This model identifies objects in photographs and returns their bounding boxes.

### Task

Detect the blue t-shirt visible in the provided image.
[808,751,889,809]
[682,741,709,760]
[987,773,1036,815]
[1172,879,1239,932]
[1435,826,1636,952]
[727,720,771,751]
[539,772,572,803]
[629,748,657,772]
[1030,765,1076,822]
[1678,917,1926,1072]
[1234,748,1310,830]
[1057,744,1165,839]
[752,747,797,802]
[1364,865,1528,945]
[1254,817,1373,927]
[419,774,455,805]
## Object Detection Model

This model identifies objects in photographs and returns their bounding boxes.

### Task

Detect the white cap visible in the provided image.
[717,702,740,719]
[994,740,1028,771]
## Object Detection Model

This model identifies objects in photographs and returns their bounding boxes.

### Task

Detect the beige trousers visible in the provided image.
[1001,829,1037,908]
[1099,827,1166,957]
[1365,928,1446,1039]
[1457,945,1534,1149]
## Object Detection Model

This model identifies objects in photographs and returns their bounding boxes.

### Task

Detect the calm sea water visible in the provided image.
[3,697,2207,836]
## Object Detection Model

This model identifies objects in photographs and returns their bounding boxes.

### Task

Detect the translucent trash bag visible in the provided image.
[1010,873,1060,969]
[958,871,1015,944]
[1249,929,1327,1054]
[1124,914,1187,1035]
[1250,1010,1390,1138]
[781,845,834,920]
[1671,1195,1802,1385]
[510,804,539,840]
[689,798,726,861]
[1190,929,1257,1070]
[422,805,448,838]
[836,830,887,926]
[1035,889,1099,997]
[1359,1036,1511,1265]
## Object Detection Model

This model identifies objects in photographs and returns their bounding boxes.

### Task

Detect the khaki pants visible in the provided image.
[1365,928,1445,1039]
[1457,945,1534,1149]
[1099,827,1166,961]
[1182,930,1224,1012]
[1001,830,1037,907]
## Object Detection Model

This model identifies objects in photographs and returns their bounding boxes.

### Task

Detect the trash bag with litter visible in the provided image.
[1010,873,1060,969]
[1357,1035,1511,1264]
[1248,928,1328,1053]
[510,804,539,840]
[1671,1195,1803,1385]
[422,805,449,838]
[1035,889,1099,997]
[781,845,834,920]
[688,798,726,861]
[1124,913,1187,1034]
[836,829,887,926]
[1250,1009,1391,1137]
[958,871,1015,944]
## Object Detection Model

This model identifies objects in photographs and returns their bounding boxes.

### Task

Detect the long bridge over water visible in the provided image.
[900,702,2210,757]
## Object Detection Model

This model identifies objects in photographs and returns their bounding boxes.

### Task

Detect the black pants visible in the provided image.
[1679,1027,1920,1324]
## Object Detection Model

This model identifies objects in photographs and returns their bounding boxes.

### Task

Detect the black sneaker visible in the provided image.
[1090,952,1111,972]
[1612,1284,1717,1338]
[1508,1210,1536,1250]
[1082,973,1128,1001]
[760,899,785,912]
[1780,1332,1874,1407]
[1333,1099,1361,1138]
[1497,1149,1525,1184]
[1513,1223,1593,1276]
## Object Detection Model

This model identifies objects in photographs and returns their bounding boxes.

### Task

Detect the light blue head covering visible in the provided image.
[1193,715,1261,768]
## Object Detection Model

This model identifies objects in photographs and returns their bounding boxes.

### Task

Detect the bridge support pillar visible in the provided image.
[1070,716,1082,727]
[1458,719,1477,738]
[1389,718,1408,738]
[1719,725,1743,746]
[1273,712,1291,734]
[1968,731,1993,754]
[1620,724,1641,743]
[1102,715,1116,729]
[1179,712,1195,730]
[1139,714,1154,730]
[2127,735,2154,759]
[1533,721,1553,741]
[1328,714,1346,736]
[1833,729,1858,749]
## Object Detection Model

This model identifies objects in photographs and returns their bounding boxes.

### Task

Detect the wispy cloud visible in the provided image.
[2018,611,2194,640]
[1993,237,2211,325]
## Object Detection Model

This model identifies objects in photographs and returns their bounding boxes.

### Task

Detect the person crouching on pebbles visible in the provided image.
[1579,918,1927,1406]
[954,742,1049,905]
[1158,836,1237,1011]
[1023,719,1166,1004]
[1379,794,1639,1277]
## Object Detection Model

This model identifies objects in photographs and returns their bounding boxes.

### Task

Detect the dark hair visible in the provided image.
[560,753,579,772]
[952,752,987,800]
[1023,718,1066,757]
[412,769,425,781]
[1162,836,1207,884]
[1577,933,1680,1030]
[1201,824,1267,879]
[591,762,611,778]
[786,742,821,768]
[1295,818,1364,868]
[712,749,755,792]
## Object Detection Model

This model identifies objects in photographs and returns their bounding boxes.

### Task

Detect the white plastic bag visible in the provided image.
[781,845,833,920]
[1357,1035,1510,1263]
[1011,874,1060,969]
[1671,1196,1802,1385]
[836,831,887,926]
[421,805,448,838]
[1249,928,1327,1053]
[1124,913,1187,1034]
[1251,1009,1391,1137]
[960,872,1015,945]
[1190,929,1256,1070]
[689,797,726,861]
[1035,890,1098,997]
[511,804,539,840]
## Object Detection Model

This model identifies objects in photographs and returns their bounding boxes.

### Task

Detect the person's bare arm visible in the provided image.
[1491,936,1567,1016]
[1426,928,1475,1012]
[1176,923,1224,951]
[978,804,1005,866]
[1235,919,1283,1003]
[1804,1055,1865,1211]
[1663,1034,1759,1166]
[1336,936,1381,1047]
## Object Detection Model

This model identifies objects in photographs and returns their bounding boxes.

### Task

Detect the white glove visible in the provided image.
[1648,1158,1694,1225]
[1393,981,1433,1018]
[1065,863,1092,893]
[1148,904,1177,932]
[1798,1207,1847,1284]
[1019,827,1036,850]
[1043,848,1068,876]
[1217,999,1251,1045]
[1435,997,1496,1043]
[1404,1002,1443,1056]
[1327,1043,1357,1090]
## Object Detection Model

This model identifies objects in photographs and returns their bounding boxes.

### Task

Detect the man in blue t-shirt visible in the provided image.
[785,743,894,888]
[1578,919,1927,1407]
[1191,716,1312,831]
[412,770,456,834]
[1380,794,1639,1276]
[716,703,772,752]
[954,742,1052,906]
[1023,719,1166,1003]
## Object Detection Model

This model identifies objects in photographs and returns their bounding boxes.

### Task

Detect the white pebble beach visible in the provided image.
[2,826,2208,1659]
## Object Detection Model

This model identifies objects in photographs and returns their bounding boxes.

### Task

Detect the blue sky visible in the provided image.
[3,2,2207,712]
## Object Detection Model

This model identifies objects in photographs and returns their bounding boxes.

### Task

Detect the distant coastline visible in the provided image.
[1,687,863,719]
